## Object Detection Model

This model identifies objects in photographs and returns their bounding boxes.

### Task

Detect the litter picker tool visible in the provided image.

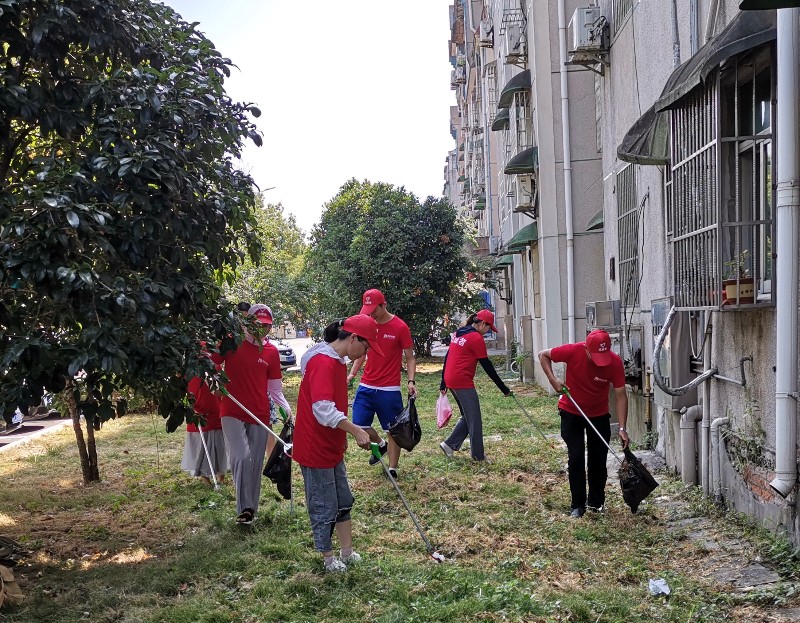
[370,443,446,563]
[510,392,556,448]
[561,386,658,513]
[221,389,292,454]
[197,425,220,490]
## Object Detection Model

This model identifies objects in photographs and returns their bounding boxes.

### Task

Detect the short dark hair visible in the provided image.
[237,301,252,312]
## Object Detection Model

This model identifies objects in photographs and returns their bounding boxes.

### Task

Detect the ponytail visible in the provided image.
[466,313,479,326]
[323,318,353,343]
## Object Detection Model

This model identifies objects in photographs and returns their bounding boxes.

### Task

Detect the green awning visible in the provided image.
[474,196,486,210]
[504,146,539,175]
[506,222,538,252]
[586,210,604,231]
[491,107,510,131]
[457,174,466,182]
[654,10,775,112]
[498,70,531,108]
[617,104,670,165]
[492,254,514,269]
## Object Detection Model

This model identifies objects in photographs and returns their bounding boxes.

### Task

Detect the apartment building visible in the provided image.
[446,0,800,545]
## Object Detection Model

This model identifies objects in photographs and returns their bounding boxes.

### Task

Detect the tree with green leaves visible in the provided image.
[0,0,261,482]
[306,179,480,355]
[226,198,311,330]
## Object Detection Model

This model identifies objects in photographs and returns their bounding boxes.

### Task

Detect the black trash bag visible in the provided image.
[263,421,293,500]
[617,446,659,513]
[388,397,421,452]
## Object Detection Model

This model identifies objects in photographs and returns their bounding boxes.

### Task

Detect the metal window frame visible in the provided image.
[616,164,639,311]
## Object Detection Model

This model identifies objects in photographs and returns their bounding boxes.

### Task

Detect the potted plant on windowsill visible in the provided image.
[722,249,755,305]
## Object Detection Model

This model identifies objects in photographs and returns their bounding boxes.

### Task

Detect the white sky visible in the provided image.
[160,0,456,234]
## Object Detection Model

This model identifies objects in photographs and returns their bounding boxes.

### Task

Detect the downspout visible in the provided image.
[704,0,720,44]
[680,405,702,485]
[701,316,712,495]
[670,0,681,68]
[557,0,576,342]
[771,8,800,499]
[710,416,729,502]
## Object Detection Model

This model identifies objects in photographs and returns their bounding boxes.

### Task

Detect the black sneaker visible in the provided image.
[368,442,388,465]
[569,507,586,518]
[386,468,398,480]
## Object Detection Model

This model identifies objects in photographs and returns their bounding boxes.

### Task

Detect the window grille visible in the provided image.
[669,47,774,308]
[511,91,533,152]
[486,62,498,121]
[617,165,639,310]
[612,0,635,36]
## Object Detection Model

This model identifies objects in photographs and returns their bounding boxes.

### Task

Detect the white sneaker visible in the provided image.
[340,551,362,565]
[440,441,454,458]
[324,558,347,573]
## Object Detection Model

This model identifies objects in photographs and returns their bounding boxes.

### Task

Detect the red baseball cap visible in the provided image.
[585,329,613,366]
[248,304,273,325]
[359,289,386,315]
[342,314,385,357]
[475,309,498,333]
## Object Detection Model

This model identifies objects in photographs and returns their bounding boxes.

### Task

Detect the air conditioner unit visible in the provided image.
[585,300,621,330]
[489,235,500,255]
[570,7,607,53]
[478,18,494,48]
[505,22,526,57]
[515,175,536,208]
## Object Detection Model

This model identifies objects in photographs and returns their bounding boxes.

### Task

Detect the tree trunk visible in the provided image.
[86,419,100,482]
[63,379,101,484]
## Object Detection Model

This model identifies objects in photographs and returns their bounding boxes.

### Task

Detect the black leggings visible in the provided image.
[560,409,611,509]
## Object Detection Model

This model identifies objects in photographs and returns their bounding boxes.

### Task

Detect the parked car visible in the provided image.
[270,338,297,370]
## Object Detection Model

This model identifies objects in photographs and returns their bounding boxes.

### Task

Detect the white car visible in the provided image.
[270,339,297,370]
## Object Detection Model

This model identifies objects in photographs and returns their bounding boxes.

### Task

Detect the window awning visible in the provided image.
[491,107,510,131]
[505,222,538,253]
[504,146,538,175]
[739,1,799,10]
[498,70,531,108]
[492,254,514,269]
[617,10,775,165]
[655,10,776,112]
[586,210,604,231]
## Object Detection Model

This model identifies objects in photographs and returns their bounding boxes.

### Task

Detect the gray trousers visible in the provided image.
[221,417,268,515]
[443,387,485,460]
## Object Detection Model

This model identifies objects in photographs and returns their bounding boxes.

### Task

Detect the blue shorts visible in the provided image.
[352,386,404,431]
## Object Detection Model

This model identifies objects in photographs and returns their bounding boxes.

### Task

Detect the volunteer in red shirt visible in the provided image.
[293,315,382,573]
[348,289,416,478]
[438,310,511,462]
[538,329,629,518]
[215,304,291,525]
[182,376,227,487]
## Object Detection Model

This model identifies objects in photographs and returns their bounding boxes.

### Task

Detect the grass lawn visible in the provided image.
[0,359,798,622]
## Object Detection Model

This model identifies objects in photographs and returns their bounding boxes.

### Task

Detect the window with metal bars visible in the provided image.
[486,62,498,122]
[611,0,634,36]
[617,165,639,310]
[511,91,533,152]
[669,46,774,308]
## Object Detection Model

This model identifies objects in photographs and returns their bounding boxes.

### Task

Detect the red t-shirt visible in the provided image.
[293,352,348,468]
[361,315,413,388]
[214,340,282,425]
[186,377,222,431]
[550,342,626,417]
[444,328,489,390]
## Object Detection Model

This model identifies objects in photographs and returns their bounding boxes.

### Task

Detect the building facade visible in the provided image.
[446,0,800,545]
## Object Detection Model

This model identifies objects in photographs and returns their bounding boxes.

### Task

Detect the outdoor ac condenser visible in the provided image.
[570,6,605,52]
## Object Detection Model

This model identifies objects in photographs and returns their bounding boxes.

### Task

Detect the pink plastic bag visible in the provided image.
[436,393,453,429]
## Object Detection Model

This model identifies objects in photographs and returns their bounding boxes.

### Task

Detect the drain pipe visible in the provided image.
[704,0,720,44]
[680,405,703,485]
[710,416,730,502]
[771,8,800,499]
[701,315,712,495]
[557,0,576,342]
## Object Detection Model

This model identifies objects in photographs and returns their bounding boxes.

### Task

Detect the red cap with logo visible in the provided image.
[359,289,386,315]
[585,329,613,366]
[342,314,385,357]
[248,304,273,325]
[475,309,498,333]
